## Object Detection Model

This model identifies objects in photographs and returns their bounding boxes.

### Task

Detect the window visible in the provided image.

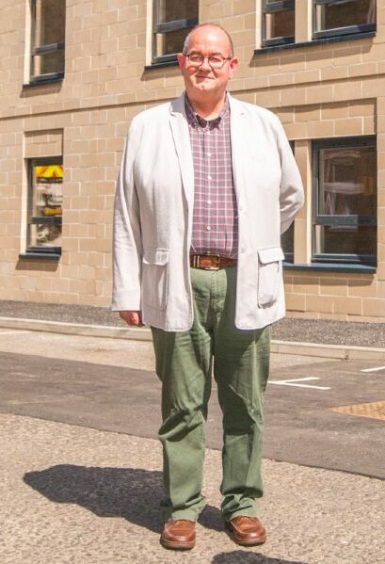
[30,0,66,83]
[282,224,294,262]
[27,158,63,256]
[312,138,376,266]
[152,0,198,63]
[313,0,376,39]
[262,0,295,47]
[281,141,295,262]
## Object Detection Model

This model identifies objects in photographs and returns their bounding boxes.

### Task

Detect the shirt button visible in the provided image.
[206,226,211,231]
[207,200,212,205]
[208,175,212,180]
[207,152,212,157]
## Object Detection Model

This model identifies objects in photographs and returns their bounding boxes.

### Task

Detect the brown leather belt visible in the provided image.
[190,254,237,270]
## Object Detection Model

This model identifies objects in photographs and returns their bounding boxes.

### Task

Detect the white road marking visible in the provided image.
[360,365,385,373]
[269,377,331,390]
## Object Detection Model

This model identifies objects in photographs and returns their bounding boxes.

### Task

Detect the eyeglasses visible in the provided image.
[185,53,232,69]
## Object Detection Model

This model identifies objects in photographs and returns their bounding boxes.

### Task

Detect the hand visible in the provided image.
[118,310,144,327]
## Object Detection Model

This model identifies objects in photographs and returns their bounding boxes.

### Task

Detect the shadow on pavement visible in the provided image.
[23,464,222,534]
[212,551,307,563]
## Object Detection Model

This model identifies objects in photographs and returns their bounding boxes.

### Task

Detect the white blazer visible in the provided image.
[112,93,304,331]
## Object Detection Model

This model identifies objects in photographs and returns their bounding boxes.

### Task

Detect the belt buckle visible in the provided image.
[202,254,220,270]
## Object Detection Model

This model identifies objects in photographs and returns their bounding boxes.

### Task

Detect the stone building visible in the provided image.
[0,0,383,321]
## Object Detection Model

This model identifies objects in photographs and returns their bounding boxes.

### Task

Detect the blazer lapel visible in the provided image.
[229,95,248,200]
[169,95,194,210]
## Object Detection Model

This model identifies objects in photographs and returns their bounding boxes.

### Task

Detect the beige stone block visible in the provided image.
[284,122,308,139]
[306,84,335,105]
[294,69,321,85]
[334,117,363,136]
[280,87,307,106]
[275,107,295,124]
[333,80,363,102]
[306,295,334,314]
[321,103,349,120]
[307,120,334,138]
[306,48,335,68]
[348,279,377,298]
[286,293,306,312]
[362,298,385,318]
[319,278,349,297]
[295,105,321,122]
[349,62,378,78]
[269,73,294,87]
[363,116,376,135]
[277,51,306,73]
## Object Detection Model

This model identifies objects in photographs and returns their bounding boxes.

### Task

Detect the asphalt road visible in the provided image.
[0,328,384,479]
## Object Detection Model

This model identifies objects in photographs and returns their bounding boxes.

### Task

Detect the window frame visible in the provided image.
[30,0,66,84]
[152,0,198,64]
[26,156,63,257]
[312,0,376,41]
[261,0,295,48]
[312,136,377,267]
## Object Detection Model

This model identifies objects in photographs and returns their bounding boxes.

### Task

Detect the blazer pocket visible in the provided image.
[257,247,284,308]
[142,249,169,310]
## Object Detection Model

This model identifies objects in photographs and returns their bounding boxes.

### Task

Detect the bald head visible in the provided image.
[182,24,234,57]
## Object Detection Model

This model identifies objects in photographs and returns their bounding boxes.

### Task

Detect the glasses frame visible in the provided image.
[185,53,232,69]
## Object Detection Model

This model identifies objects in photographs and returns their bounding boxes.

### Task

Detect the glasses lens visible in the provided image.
[188,54,204,65]
[187,54,228,68]
[208,56,225,68]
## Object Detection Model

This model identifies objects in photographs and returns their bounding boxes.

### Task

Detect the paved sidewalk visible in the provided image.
[1,412,384,564]
[0,300,384,348]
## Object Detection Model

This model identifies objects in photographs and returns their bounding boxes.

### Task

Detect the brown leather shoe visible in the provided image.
[160,519,196,550]
[225,516,267,546]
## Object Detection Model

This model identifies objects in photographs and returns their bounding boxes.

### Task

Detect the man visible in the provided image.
[112,23,304,550]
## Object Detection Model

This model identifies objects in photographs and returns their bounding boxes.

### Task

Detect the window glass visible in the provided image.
[313,140,376,264]
[314,0,375,35]
[28,161,63,253]
[157,0,198,23]
[314,225,376,256]
[154,29,191,57]
[281,223,294,262]
[32,51,65,77]
[152,0,198,61]
[264,11,295,43]
[281,141,295,262]
[34,0,65,47]
[31,0,65,80]
[262,0,295,46]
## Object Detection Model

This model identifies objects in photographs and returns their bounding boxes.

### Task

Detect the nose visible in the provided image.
[199,57,211,70]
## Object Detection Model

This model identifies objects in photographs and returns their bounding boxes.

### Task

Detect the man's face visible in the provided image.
[177,27,238,102]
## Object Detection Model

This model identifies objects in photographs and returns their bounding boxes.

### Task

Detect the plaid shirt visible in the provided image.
[185,95,238,258]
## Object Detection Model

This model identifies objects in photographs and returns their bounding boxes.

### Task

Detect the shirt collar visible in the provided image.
[184,93,229,130]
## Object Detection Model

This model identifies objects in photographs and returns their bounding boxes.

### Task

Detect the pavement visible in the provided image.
[0,300,384,563]
[1,299,385,360]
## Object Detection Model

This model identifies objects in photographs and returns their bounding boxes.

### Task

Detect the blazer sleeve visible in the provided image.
[273,115,305,234]
[111,117,143,311]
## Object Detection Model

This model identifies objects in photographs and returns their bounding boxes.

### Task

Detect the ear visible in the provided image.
[177,53,186,70]
[228,56,239,77]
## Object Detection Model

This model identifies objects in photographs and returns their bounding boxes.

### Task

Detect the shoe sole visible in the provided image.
[160,537,195,550]
[225,523,266,547]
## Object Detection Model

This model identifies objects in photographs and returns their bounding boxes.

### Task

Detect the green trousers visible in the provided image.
[151,265,271,522]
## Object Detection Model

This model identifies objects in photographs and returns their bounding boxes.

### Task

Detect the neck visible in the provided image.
[187,92,227,119]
